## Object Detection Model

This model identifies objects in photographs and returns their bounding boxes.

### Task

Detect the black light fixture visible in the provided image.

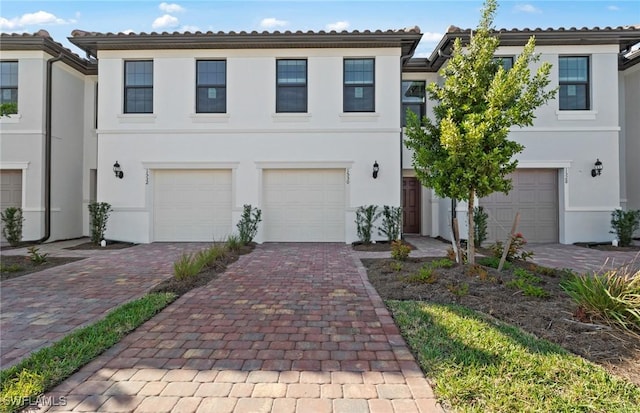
[113,161,124,179]
[591,159,603,177]
[372,161,380,179]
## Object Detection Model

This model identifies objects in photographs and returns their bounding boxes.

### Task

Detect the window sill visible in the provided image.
[271,113,311,123]
[117,114,157,124]
[190,113,230,123]
[556,110,597,121]
[0,114,21,123]
[339,113,379,122]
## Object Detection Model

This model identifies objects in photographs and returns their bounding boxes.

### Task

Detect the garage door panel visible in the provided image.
[480,169,558,243]
[264,169,345,242]
[154,170,231,242]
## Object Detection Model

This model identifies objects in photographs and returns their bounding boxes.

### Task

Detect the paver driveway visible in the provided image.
[40,243,442,413]
[0,242,208,368]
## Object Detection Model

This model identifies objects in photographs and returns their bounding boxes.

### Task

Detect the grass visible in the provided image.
[0,292,176,413]
[561,264,640,333]
[388,300,640,413]
[0,263,23,273]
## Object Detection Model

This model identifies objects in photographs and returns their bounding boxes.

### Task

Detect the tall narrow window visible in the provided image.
[276,59,307,113]
[344,58,374,112]
[0,61,18,113]
[401,80,425,126]
[559,56,589,110]
[196,60,226,113]
[124,60,153,113]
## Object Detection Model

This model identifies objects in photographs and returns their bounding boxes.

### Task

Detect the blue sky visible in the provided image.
[1,1,639,57]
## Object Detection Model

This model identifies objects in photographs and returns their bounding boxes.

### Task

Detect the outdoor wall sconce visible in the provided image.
[372,161,380,179]
[113,161,124,179]
[591,159,603,177]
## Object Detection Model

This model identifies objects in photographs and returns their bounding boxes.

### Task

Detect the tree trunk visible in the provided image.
[467,190,476,265]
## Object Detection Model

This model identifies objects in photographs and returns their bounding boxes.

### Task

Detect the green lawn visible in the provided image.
[388,300,640,413]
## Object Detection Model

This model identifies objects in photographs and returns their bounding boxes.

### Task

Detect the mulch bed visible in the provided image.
[352,240,415,252]
[65,240,137,250]
[0,255,84,281]
[150,244,255,297]
[363,256,640,386]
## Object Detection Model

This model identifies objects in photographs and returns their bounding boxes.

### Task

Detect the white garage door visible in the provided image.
[263,169,345,242]
[154,170,232,242]
[480,169,558,243]
[1,170,22,242]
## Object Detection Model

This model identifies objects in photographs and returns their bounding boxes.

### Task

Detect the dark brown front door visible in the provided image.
[403,177,420,234]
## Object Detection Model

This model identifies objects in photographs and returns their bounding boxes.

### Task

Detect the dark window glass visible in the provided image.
[402,80,425,126]
[494,56,514,71]
[196,60,226,113]
[559,56,589,110]
[276,59,307,113]
[124,61,153,113]
[344,58,374,112]
[0,61,18,109]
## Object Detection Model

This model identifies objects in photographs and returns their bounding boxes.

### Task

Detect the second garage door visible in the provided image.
[263,169,345,242]
[154,170,232,241]
[480,169,558,243]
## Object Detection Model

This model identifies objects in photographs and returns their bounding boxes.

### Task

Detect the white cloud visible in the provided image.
[260,17,287,29]
[421,32,443,42]
[607,5,620,11]
[0,10,73,30]
[152,14,179,29]
[326,21,349,31]
[514,4,542,14]
[159,3,185,13]
[121,29,135,34]
[181,25,200,32]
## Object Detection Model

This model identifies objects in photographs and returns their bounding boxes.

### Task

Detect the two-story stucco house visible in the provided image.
[0,31,97,243]
[400,26,640,244]
[1,26,638,244]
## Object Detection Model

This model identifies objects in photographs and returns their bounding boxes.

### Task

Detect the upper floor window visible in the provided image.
[0,61,18,113]
[402,80,425,126]
[494,56,513,71]
[559,56,589,110]
[344,58,374,112]
[124,60,153,114]
[196,60,226,113]
[276,59,307,113]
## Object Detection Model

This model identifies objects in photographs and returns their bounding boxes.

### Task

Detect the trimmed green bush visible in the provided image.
[237,204,261,245]
[88,202,112,245]
[1,207,24,247]
[610,209,640,247]
[378,206,402,242]
[355,205,379,244]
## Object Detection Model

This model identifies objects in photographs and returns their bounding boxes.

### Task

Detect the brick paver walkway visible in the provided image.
[529,243,639,274]
[39,243,443,413]
[0,241,208,368]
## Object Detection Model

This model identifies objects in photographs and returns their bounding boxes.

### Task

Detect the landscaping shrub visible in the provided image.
[390,240,410,261]
[1,207,24,247]
[491,233,534,262]
[195,245,226,269]
[27,247,48,265]
[237,204,261,245]
[225,234,242,252]
[355,205,379,244]
[173,253,205,281]
[610,209,640,247]
[561,265,640,332]
[473,206,488,247]
[478,256,512,270]
[88,202,112,245]
[507,268,549,298]
[378,205,402,242]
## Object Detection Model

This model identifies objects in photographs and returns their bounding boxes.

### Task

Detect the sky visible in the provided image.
[1,0,639,58]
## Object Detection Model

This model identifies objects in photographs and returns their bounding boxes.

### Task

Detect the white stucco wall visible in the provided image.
[621,65,640,214]
[0,50,91,242]
[95,47,403,243]
[403,44,623,244]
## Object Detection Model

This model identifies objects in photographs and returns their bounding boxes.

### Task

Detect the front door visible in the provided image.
[402,177,420,234]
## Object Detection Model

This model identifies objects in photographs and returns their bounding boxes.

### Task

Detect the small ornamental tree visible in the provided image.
[88,202,112,245]
[404,0,556,264]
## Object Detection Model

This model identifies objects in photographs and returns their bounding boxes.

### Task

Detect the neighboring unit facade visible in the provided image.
[1,26,638,244]
[401,26,640,244]
[0,31,97,243]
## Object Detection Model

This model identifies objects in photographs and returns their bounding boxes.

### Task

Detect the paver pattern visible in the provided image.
[529,243,639,274]
[39,243,444,412]
[0,240,208,368]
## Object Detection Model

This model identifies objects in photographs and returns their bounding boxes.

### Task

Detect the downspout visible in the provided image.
[399,52,413,240]
[35,53,63,243]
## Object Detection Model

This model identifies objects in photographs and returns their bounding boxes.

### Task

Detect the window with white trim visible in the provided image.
[196,60,226,113]
[344,58,374,112]
[559,56,589,110]
[124,60,153,114]
[276,59,307,113]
